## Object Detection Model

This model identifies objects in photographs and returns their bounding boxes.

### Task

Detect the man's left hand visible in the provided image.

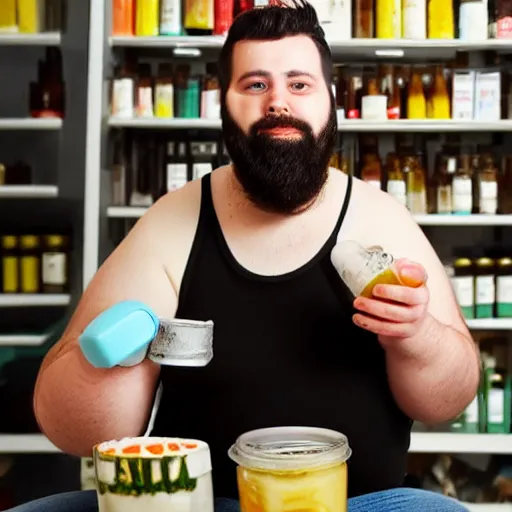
[352,258,431,347]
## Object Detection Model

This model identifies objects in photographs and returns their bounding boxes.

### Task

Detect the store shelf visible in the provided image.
[0,294,71,307]
[0,434,60,453]
[410,432,512,454]
[109,35,225,48]
[108,117,222,129]
[466,319,512,330]
[107,206,148,218]
[108,117,512,132]
[415,214,512,226]
[0,334,48,346]
[0,118,63,130]
[463,505,512,512]
[0,185,58,198]
[0,32,61,46]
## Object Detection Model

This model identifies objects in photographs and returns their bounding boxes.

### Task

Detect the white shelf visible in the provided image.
[463,505,512,512]
[108,117,221,129]
[0,294,71,307]
[108,117,512,132]
[0,334,48,346]
[107,206,148,218]
[466,319,512,330]
[0,434,60,453]
[0,32,61,46]
[410,432,512,454]
[109,35,225,48]
[0,185,58,198]
[0,118,62,130]
[415,214,512,226]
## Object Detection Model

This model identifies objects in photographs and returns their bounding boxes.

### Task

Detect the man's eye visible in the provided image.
[291,83,308,91]
[247,82,266,91]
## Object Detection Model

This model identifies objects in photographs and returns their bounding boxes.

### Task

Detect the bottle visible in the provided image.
[354,0,374,37]
[459,0,489,40]
[406,155,427,214]
[111,65,135,119]
[489,0,498,36]
[497,0,512,37]
[160,0,182,35]
[403,0,427,39]
[432,154,454,213]
[346,76,361,119]
[136,63,154,118]
[155,64,174,119]
[111,137,127,206]
[475,257,495,319]
[136,0,159,36]
[479,155,498,214]
[452,257,475,319]
[0,0,16,32]
[452,154,473,214]
[430,66,451,119]
[407,69,427,119]
[485,356,511,434]
[499,155,512,213]
[214,0,234,35]
[201,64,221,119]
[496,257,512,317]
[428,0,455,38]
[112,0,135,36]
[360,154,382,189]
[184,0,215,33]
[377,0,402,38]
[19,235,40,294]
[382,66,401,119]
[42,235,69,294]
[17,0,46,33]
[385,153,406,206]
[361,76,388,120]
[1,236,18,294]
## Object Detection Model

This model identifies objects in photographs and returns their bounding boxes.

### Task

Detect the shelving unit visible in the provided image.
[0,185,58,198]
[0,294,71,307]
[0,118,63,130]
[0,334,48,346]
[0,32,61,46]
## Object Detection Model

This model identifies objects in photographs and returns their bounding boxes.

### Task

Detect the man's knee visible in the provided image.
[349,487,470,512]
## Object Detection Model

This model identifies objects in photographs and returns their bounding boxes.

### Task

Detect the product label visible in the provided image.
[476,275,495,305]
[451,276,474,308]
[465,396,479,423]
[488,388,504,423]
[475,71,501,122]
[387,106,400,119]
[112,79,134,119]
[155,84,174,118]
[347,109,360,119]
[452,72,475,120]
[452,177,473,213]
[497,16,512,38]
[361,95,388,121]
[137,87,154,118]
[479,181,498,214]
[43,253,67,286]
[437,185,452,213]
[201,89,221,119]
[403,0,427,39]
[497,275,512,304]
[407,191,427,214]
[160,0,181,34]
[2,256,18,293]
[387,180,406,205]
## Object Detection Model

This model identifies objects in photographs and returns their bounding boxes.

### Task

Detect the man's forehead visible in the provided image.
[231,36,322,76]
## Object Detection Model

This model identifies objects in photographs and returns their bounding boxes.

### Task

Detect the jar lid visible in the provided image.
[228,426,351,471]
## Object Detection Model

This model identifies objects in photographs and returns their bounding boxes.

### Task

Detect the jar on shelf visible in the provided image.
[451,257,475,319]
[496,257,512,318]
[19,235,41,294]
[1,235,19,294]
[42,235,70,294]
[474,257,496,319]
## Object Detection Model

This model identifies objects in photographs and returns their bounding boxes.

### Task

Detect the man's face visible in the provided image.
[222,35,336,214]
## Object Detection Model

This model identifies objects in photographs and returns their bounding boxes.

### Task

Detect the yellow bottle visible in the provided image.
[136,0,159,36]
[0,0,17,32]
[17,0,45,33]
[428,0,454,38]
[430,66,451,119]
[407,69,427,119]
[377,0,402,38]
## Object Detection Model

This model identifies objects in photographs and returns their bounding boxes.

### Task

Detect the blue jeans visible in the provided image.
[5,488,469,511]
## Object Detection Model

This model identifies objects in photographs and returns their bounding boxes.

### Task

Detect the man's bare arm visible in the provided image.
[34,197,179,457]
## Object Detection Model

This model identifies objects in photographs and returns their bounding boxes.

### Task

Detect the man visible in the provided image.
[13,1,479,511]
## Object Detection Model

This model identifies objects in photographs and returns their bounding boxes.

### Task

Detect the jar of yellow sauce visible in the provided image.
[228,426,352,512]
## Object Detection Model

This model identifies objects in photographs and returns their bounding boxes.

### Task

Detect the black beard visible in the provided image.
[221,104,337,214]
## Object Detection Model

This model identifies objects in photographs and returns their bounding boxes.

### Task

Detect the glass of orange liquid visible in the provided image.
[331,240,410,298]
[228,426,352,512]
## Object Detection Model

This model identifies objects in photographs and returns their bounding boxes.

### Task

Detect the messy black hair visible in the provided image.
[217,0,333,100]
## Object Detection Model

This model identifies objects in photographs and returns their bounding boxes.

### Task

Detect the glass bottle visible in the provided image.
[355,0,374,37]
[478,155,498,214]
[385,152,406,206]
[136,63,154,118]
[430,65,451,119]
[407,68,427,119]
[154,63,174,119]
[431,153,454,213]
[19,235,40,294]
[496,257,512,317]
[42,235,70,293]
[406,154,427,213]
[1,235,18,294]
[360,153,382,189]
[499,155,512,213]
[452,154,473,214]
[475,257,495,318]
[452,257,475,319]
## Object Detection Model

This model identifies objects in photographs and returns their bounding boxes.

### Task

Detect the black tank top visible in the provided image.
[151,172,412,500]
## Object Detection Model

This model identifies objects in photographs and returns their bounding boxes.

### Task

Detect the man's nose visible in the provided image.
[266,89,290,116]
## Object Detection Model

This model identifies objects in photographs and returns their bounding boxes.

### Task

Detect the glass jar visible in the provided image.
[452,257,474,319]
[42,234,69,293]
[496,257,512,318]
[228,426,352,512]
[475,257,495,319]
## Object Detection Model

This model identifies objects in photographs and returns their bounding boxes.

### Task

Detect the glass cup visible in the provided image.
[331,240,402,298]
[228,426,352,512]
[94,436,214,512]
